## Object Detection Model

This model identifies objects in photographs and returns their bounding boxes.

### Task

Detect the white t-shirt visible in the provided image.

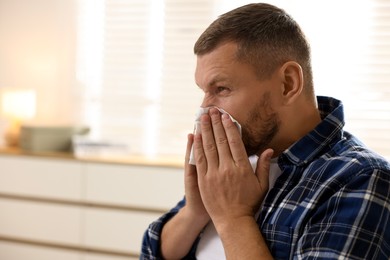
[196,158,281,260]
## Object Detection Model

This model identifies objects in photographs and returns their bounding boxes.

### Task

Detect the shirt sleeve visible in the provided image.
[296,168,390,259]
[140,197,186,260]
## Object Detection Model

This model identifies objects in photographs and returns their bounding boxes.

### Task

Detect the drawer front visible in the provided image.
[0,198,82,246]
[83,252,139,260]
[0,156,83,201]
[85,163,184,210]
[83,207,161,254]
[0,241,81,260]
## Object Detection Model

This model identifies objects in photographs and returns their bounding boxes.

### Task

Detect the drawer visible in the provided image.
[85,163,184,210]
[0,156,83,201]
[83,207,162,254]
[0,198,82,246]
[0,241,139,260]
[83,252,138,260]
[0,240,81,260]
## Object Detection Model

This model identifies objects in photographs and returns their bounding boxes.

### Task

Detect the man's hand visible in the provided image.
[194,107,273,224]
[160,133,211,260]
[193,108,274,259]
[184,133,210,222]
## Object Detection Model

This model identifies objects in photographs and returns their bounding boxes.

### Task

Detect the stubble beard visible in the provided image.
[241,92,280,156]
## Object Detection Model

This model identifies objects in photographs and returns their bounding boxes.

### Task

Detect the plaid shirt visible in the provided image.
[141,96,390,260]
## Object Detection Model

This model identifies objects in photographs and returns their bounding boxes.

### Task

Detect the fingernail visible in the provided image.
[210,107,219,115]
[267,151,274,160]
[222,113,229,120]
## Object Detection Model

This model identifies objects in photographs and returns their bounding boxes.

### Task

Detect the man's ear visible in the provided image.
[279,61,304,105]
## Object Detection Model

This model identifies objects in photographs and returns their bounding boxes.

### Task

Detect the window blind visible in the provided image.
[76,0,390,159]
[77,0,210,157]
[291,0,390,159]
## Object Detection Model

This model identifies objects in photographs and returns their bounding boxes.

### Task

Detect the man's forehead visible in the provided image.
[194,44,239,87]
[195,66,231,89]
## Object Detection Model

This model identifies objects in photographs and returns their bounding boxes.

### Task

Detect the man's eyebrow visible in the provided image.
[196,75,229,90]
[208,75,229,87]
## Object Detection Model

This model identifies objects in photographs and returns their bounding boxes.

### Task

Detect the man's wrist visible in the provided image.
[215,215,274,259]
[180,205,210,227]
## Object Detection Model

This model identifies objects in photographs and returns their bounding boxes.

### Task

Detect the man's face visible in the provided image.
[195,42,281,156]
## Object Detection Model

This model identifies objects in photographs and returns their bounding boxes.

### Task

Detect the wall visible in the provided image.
[0,0,80,125]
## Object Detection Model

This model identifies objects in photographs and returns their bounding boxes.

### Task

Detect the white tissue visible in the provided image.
[189,107,241,165]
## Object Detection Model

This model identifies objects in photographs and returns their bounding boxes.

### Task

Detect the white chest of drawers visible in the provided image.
[0,150,184,260]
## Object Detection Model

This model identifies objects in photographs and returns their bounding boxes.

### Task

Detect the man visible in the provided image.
[141,3,390,259]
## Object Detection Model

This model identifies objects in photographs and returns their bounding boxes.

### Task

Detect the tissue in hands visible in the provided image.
[189,107,242,165]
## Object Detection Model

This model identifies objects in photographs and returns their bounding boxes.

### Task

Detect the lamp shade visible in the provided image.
[1,89,36,120]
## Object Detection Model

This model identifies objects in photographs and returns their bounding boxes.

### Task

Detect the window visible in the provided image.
[77,0,211,157]
[74,0,390,159]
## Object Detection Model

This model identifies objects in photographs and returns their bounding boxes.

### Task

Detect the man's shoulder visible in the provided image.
[316,133,390,180]
[338,133,388,168]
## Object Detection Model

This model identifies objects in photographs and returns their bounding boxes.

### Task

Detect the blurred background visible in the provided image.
[0,1,389,259]
[0,0,389,158]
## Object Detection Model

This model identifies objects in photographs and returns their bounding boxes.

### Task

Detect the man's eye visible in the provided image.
[216,87,229,93]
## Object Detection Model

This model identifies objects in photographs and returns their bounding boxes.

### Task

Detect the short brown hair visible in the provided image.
[194,3,314,95]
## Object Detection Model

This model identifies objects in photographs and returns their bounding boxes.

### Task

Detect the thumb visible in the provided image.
[255,148,274,193]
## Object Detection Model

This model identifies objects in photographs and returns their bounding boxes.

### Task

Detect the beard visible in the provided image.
[241,92,280,156]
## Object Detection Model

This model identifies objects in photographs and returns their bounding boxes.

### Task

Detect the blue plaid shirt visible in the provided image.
[141,96,390,260]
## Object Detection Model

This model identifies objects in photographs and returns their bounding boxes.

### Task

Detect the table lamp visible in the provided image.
[1,89,36,146]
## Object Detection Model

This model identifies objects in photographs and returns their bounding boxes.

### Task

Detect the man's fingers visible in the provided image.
[255,148,274,191]
[197,113,218,169]
[209,108,232,165]
[185,134,194,161]
[185,134,197,174]
[221,112,247,166]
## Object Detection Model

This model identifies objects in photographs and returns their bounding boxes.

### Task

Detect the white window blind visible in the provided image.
[76,0,390,159]
[291,0,390,159]
[77,0,210,157]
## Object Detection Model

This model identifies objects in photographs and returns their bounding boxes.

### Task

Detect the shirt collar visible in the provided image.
[279,96,345,167]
